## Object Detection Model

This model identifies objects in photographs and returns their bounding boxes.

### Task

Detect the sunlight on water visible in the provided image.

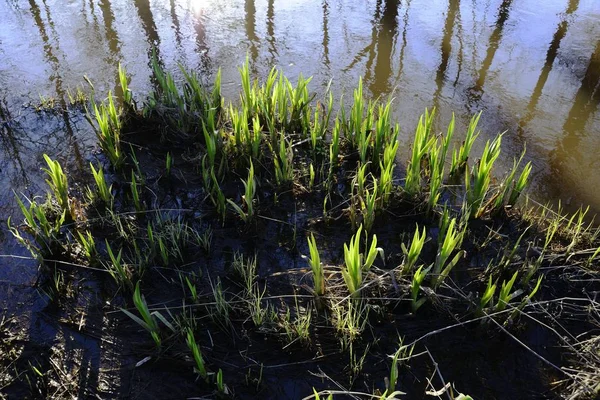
[0,0,599,212]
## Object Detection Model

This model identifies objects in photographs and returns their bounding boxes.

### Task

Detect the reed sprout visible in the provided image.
[404,109,435,196]
[90,92,124,170]
[76,230,97,262]
[342,225,380,296]
[186,328,207,379]
[227,161,256,222]
[105,240,132,289]
[307,233,325,297]
[118,63,132,108]
[89,163,112,207]
[465,134,502,219]
[432,218,465,289]
[10,196,66,258]
[42,155,70,216]
[411,265,430,313]
[401,225,426,275]
[122,282,162,348]
[450,112,481,177]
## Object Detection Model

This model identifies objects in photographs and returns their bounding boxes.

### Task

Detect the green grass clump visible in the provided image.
[42,154,70,216]
[465,134,502,219]
[342,225,380,296]
[90,93,124,171]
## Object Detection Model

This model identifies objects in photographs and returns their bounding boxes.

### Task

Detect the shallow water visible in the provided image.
[1,0,600,211]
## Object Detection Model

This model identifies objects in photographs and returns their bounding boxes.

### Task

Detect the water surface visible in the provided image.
[1,0,600,211]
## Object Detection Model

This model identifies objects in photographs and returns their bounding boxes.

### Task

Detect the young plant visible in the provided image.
[465,134,502,219]
[76,230,97,262]
[90,163,112,207]
[227,161,257,222]
[404,109,436,196]
[507,161,532,206]
[496,271,519,313]
[130,171,144,212]
[122,282,162,348]
[42,154,70,216]
[432,218,465,289]
[411,265,431,313]
[118,63,133,107]
[272,133,294,185]
[186,328,207,379]
[401,225,426,275]
[306,233,325,296]
[89,93,124,170]
[10,196,66,258]
[450,111,481,177]
[361,183,378,233]
[477,276,497,316]
[342,225,380,296]
[105,240,132,290]
[165,152,173,177]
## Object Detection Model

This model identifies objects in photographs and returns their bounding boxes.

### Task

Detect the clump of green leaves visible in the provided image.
[42,154,70,216]
[342,225,381,296]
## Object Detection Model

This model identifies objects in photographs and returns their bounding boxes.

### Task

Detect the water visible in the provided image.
[1,0,600,211]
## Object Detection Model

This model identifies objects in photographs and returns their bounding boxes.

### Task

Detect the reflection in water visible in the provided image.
[322,0,330,69]
[368,0,400,97]
[98,0,123,95]
[554,39,600,163]
[28,0,84,169]
[245,0,259,67]
[433,0,460,110]
[392,0,410,87]
[170,0,184,54]
[133,0,161,60]
[518,0,579,133]
[193,1,209,70]
[266,0,277,64]
[0,101,28,187]
[470,0,513,98]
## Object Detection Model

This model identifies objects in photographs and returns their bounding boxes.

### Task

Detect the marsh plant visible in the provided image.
[306,233,325,297]
[401,224,426,275]
[342,225,381,296]
[42,155,70,217]
[432,218,465,289]
[228,161,257,222]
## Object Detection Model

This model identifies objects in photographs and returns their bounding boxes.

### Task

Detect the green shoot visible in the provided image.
[342,225,380,296]
[90,163,112,207]
[227,161,256,222]
[186,328,207,379]
[42,154,70,216]
[432,218,465,289]
[411,265,431,313]
[307,233,325,296]
[401,224,426,274]
[122,282,161,348]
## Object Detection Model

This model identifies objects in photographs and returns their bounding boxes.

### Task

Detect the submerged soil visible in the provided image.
[1,73,599,400]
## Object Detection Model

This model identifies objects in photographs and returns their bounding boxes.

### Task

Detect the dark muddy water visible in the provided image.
[1,0,599,282]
